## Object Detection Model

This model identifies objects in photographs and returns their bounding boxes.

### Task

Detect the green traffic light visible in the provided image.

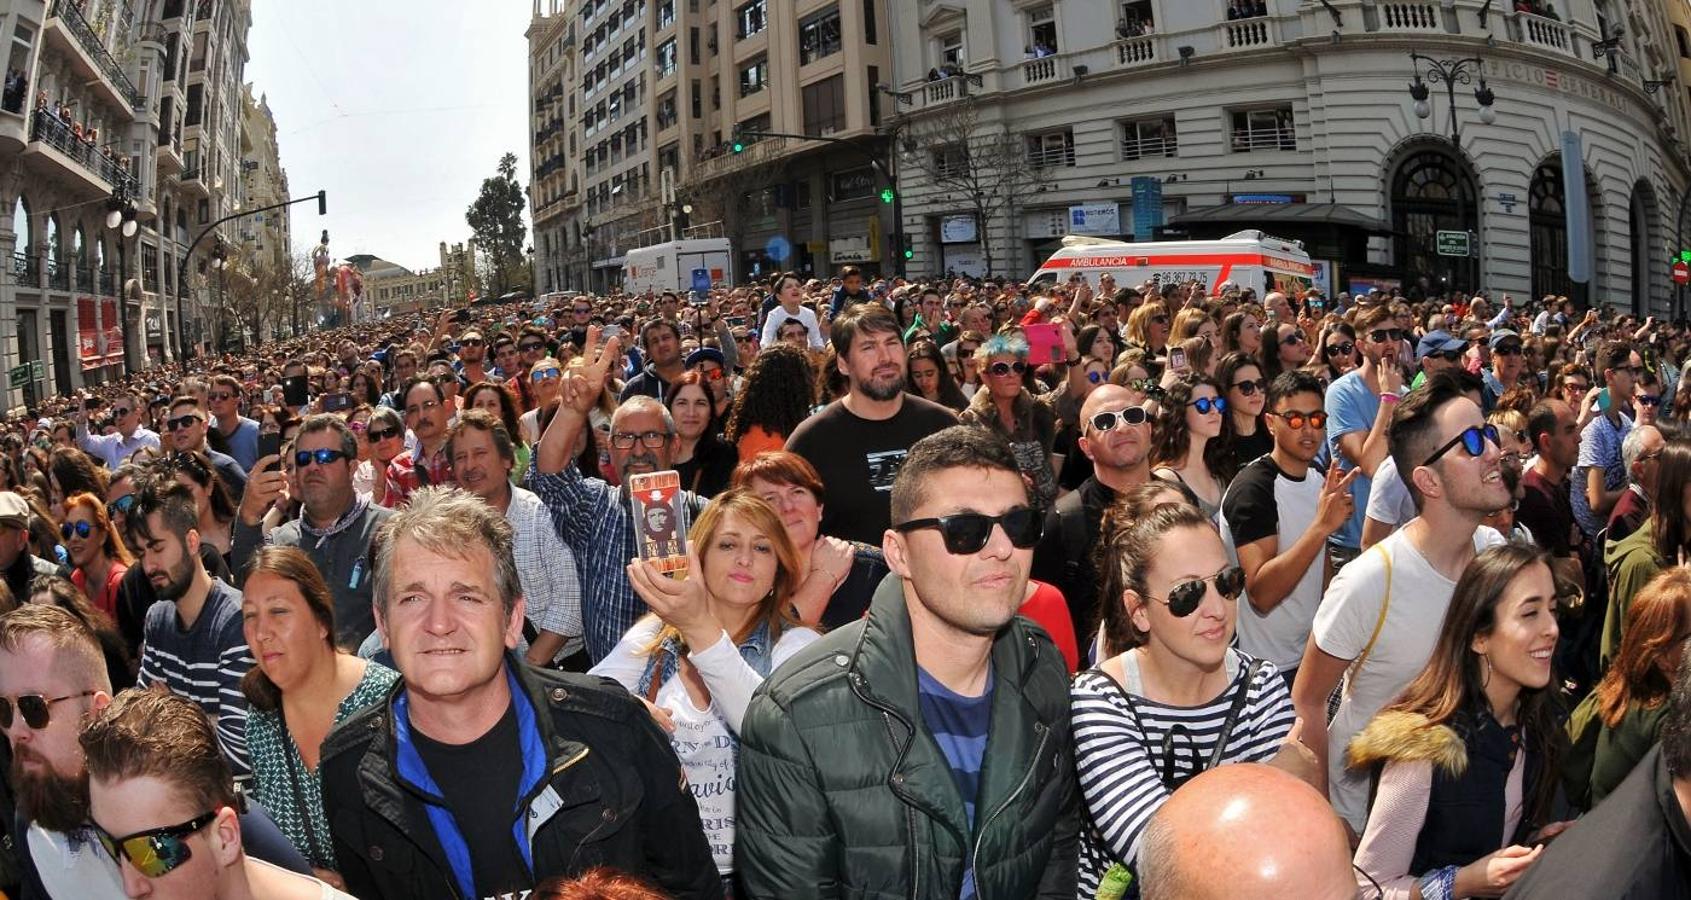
[903,248,914,260]
[1681,250,1691,263]
[732,141,745,153]
[880,188,895,204]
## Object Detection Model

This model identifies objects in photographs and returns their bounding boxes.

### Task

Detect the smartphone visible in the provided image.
[603,324,625,340]
[282,376,310,409]
[257,432,283,470]
[1596,388,1611,413]
[1169,347,1188,371]
[1025,323,1064,365]
[453,308,472,324]
[84,396,103,411]
[323,392,353,413]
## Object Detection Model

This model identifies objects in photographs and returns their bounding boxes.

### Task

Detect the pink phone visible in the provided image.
[1025,323,1064,365]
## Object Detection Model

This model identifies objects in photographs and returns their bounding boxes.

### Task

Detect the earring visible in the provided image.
[1480,653,1492,689]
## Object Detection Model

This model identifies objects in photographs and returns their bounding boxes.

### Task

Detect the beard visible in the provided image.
[860,372,907,402]
[151,552,196,602]
[12,746,90,833]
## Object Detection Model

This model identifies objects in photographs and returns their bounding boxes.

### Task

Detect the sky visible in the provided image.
[245,1,532,273]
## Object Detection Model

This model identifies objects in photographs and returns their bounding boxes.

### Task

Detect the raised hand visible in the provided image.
[1378,354,1404,395]
[1315,465,1360,534]
[563,326,622,415]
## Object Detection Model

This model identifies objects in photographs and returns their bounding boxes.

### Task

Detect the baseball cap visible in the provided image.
[1416,330,1468,360]
[1488,329,1521,349]
[684,347,726,369]
[0,492,29,530]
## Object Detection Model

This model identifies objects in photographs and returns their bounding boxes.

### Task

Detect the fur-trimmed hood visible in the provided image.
[1345,709,1468,775]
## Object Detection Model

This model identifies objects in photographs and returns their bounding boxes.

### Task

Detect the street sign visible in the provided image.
[30,360,42,380]
[1674,261,1690,285]
[8,365,28,389]
[1436,230,1471,258]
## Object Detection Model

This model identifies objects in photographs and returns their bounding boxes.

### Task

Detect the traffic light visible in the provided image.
[731,138,745,153]
[899,233,914,261]
[879,187,896,205]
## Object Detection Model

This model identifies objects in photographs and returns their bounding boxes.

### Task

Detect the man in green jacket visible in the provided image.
[735,426,1079,899]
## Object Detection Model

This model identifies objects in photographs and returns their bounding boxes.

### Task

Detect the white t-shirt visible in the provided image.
[1363,455,1419,529]
[760,305,825,349]
[1312,523,1507,831]
[1220,456,1327,670]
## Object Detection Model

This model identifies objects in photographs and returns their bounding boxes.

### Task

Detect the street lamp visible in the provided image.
[1407,53,1497,147]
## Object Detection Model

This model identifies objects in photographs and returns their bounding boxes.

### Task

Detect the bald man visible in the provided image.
[1137,764,1355,900]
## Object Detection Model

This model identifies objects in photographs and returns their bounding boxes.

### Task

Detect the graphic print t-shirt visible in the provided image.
[785,396,957,545]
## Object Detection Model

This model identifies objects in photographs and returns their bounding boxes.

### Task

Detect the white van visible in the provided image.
[622,238,735,296]
[1028,229,1315,298]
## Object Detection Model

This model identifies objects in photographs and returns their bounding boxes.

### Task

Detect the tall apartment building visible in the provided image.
[528,0,895,292]
[238,83,288,276]
[889,0,1690,311]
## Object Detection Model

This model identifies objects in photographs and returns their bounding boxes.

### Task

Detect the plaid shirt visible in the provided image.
[529,461,703,664]
[384,443,454,505]
[506,486,584,659]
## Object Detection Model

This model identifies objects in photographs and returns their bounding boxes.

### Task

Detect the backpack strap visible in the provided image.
[1345,543,1394,698]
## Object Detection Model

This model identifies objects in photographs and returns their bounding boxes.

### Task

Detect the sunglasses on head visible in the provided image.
[0,690,96,730]
[1325,341,1355,357]
[294,448,348,468]
[1423,424,1501,467]
[1190,396,1227,415]
[1146,565,1245,617]
[107,494,136,518]
[59,521,94,540]
[1368,328,1405,344]
[1231,378,1266,396]
[1269,409,1327,430]
[1089,407,1149,433]
[95,810,218,879]
[987,361,1027,377]
[166,414,202,432]
[894,507,1043,555]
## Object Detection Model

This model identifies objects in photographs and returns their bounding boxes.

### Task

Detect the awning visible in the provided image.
[1169,203,1394,235]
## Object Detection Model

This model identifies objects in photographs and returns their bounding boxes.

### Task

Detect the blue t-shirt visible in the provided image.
[916,665,994,900]
[1324,370,1379,550]
[218,416,261,471]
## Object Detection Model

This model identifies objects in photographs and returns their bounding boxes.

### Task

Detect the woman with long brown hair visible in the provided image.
[726,343,816,461]
[47,445,108,521]
[1149,374,1233,521]
[60,491,132,619]
[591,489,821,896]
[1563,565,1691,810]
[1604,437,1691,666]
[1349,543,1569,899]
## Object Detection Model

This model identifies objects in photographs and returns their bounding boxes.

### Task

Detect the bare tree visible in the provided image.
[901,95,1054,275]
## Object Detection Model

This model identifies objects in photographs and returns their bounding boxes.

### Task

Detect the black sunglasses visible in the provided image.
[1492,343,1524,356]
[294,448,348,468]
[1427,349,1465,363]
[365,426,400,442]
[1089,407,1149,433]
[1324,341,1355,357]
[0,690,96,730]
[1146,565,1245,617]
[894,508,1043,555]
[519,341,546,352]
[166,414,202,431]
[95,810,219,879]
[1423,424,1501,467]
[1639,394,1662,407]
[1368,328,1405,343]
[1230,378,1267,396]
[459,338,485,347]
[60,521,94,540]
[1280,331,1305,345]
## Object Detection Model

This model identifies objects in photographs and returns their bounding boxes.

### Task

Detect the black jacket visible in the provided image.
[1505,746,1691,899]
[1031,476,1117,647]
[319,657,722,900]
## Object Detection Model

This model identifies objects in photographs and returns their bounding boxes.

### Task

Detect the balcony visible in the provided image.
[1115,36,1156,67]
[1379,2,1439,32]
[26,108,140,197]
[9,253,39,287]
[1219,17,1275,50]
[47,0,146,111]
[1022,55,1059,86]
[1507,9,1576,58]
[179,166,209,198]
[156,130,183,174]
[1230,127,1296,153]
[1121,133,1177,160]
[693,134,789,181]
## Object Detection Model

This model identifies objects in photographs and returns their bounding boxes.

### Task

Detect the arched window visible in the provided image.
[10,195,29,261]
[44,214,60,275]
[1529,160,1570,303]
[1390,148,1479,296]
[73,224,86,267]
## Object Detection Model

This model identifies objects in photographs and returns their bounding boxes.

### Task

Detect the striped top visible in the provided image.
[135,580,255,780]
[1071,649,1294,897]
[916,664,994,900]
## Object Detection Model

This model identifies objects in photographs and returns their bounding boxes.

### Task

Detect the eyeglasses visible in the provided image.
[59,521,95,540]
[366,426,401,442]
[893,507,1043,555]
[1639,394,1662,407]
[294,448,349,468]
[519,341,546,352]
[0,690,96,730]
[166,414,202,432]
[1085,370,1106,384]
[1145,565,1245,617]
[107,494,136,519]
[573,306,593,314]
[1190,396,1227,415]
[405,399,442,418]
[1493,343,1524,356]
[1268,410,1328,430]
[987,361,1027,378]
[1609,364,1639,377]
[610,430,670,449]
[1324,342,1355,357]
[1230,378,1266,396]
[1089,407,1149,432]
[1563,382,1590,395]
[95,810,218,879]
[1368,328,1405,343]
[1422,424,1501,467]
[532,367,562,383]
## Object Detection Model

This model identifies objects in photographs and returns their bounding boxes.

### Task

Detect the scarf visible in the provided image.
[297,494,370,549]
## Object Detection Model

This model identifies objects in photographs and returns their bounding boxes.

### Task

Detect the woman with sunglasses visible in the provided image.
[1318,322,1361,382]
[592,490,820,897]
[60,491,132,620]
[465,380,532,482]
[960,332,1060,509]
[357,407,406,505]
[1563,565,1691,812]
[1073,503,1299,897]
[664,370,737,498]
[905,340,968,412]
[1219,353,1273,472]
[1349,543,1568,899]
[1124,303,1171,357]
[240,545,398,889]
[518,357,566,443]
[1149,374,1234,522]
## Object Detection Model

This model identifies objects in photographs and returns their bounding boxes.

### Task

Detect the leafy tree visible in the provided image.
[465,153,529,297]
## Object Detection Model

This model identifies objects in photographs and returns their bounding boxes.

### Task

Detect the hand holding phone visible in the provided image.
[1169,347,1188,372]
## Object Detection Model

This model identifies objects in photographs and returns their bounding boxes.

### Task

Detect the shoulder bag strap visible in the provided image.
[1345,544,1394,698]
[1204,658,1268,771]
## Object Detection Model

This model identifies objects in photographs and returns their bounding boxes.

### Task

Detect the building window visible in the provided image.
[1391,148,1479,295]
[1027,5,1057,56]
[1120,116,1177,159]
[939,31,964,68]
[689,26,700,65]
[1117,0,1153,37]
[933,143,969,178]
[656,90,678,129]
[712,75,720,109]
[691,79,702,118]
[656,38,677,77]
[1026,128,1074,168]
[657,0,674,30]
[1229,106,1295,152]
[1226,0,1268,20]
[799,5,842,66]
[736,0,766,38]
[1676,25,1691,59]
[802,75,846,136]
[863,0,877,44]
[739,56,769,96]
[868,65,881,126]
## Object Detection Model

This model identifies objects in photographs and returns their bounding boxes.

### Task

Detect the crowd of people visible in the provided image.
[0,267,1687,899]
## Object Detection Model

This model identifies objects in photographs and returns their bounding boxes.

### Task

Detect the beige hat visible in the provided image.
[0,492,30,529]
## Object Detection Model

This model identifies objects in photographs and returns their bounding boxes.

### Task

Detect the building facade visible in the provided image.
[362,240,480,318]
[889,0,1691,311]
[237,83,288,276]
[529,0,582,294]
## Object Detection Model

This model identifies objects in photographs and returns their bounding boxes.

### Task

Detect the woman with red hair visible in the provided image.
[61,490,132,618]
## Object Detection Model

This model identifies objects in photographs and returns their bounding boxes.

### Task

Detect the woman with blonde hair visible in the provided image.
[1123,302,1171,356]
[591,489,821,895]
[959,331,1060,508]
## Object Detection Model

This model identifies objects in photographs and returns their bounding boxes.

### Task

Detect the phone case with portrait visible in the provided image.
[629,470,689,574]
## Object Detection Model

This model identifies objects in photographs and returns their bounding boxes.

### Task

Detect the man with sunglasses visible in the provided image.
[233,415,391,649]
[1292,375,1511,833]
[684,347,734,419]
[1572,341,1640,539]
[1410,329,1468,389]
[73,392,160,470]
[1222,372,1358,686]
[2,606,312,899]
[1033,384,1153,643]
[1481,329,1526,412]
[165,396,247,503]
[738,426,1078,899]
[207,374,261,471]
[1322,305,1406,569]
[455,329,494,387]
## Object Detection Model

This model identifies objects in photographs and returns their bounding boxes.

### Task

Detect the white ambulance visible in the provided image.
[1027,229,1315,297]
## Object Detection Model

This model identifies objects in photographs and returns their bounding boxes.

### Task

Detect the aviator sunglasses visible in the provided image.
[1146,565,1246,617]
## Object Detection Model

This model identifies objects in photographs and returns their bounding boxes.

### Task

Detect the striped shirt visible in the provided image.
[916,665,993,900]
[1071,650,1294,896]
[135,580,255,780]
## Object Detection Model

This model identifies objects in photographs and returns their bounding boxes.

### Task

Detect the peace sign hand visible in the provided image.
[1315,465,1361,534]
[563,326,623,414]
